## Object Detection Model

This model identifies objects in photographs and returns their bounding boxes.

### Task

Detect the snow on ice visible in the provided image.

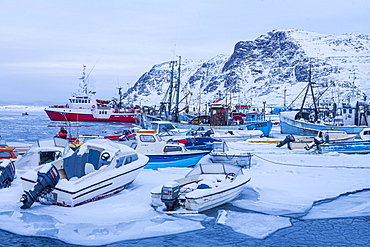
[1,125,370,245]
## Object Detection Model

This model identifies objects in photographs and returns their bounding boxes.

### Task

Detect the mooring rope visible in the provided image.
[251,153,370,169]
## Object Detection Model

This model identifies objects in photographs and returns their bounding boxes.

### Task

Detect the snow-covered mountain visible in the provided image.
[123,29,370,111]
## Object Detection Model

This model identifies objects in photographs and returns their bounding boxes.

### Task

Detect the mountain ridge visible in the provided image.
[123,29,370,110]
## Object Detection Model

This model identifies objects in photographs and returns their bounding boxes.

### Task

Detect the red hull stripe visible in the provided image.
[45,110,138,122]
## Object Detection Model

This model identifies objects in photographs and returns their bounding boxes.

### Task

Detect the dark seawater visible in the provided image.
[1,110,370,247]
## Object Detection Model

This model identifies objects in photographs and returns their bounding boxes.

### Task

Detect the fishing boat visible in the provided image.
[19,138,149,209]
[185,103,272,137]
[44,65,139,123]
[316,140,370,154]
[208,141,253,168]
[280,110,368,136]
[279,67,369,136]
[135,130,209,169]
[14,137,73,170]
[150,163,251,212]
[232,104,273,136]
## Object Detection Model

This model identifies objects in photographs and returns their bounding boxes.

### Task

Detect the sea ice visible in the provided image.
[217,210,291,239]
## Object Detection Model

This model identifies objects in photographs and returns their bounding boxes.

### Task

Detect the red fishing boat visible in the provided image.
[45,65,139,123]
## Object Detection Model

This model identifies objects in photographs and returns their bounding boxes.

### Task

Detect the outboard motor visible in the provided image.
[202,129,214,137]
[276,134,295,147]
[20,164,60,209]
[305,137,325,150]
[0,160,16,188]
[161,181,180,211]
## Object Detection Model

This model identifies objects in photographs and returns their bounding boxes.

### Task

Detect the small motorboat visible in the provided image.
[277,130,357,150]
[0,159,16,188]
[208,141,253,168]
[316,140,370,154]
[20,138,149,209]
[149,121,189,138]
[151,163,251,212]
[14,137,73,170]
[211,128,263,142]
[135,130,209,169]
[166,136,222,151]
[360,128,370,141]
[0,136,19,160]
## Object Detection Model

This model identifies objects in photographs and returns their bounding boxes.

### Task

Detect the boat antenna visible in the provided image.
[85,55,102,82]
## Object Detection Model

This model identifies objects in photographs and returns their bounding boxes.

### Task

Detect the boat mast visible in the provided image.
[299,64,319,121]
[174,56,181,122]
[79,64,88,95]
[168,61,175,118]
[117,86,123,109]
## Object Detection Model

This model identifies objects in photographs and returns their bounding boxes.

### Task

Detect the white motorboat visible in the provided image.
[14,137,73,170]
[277,130,357,150]
[208,141,253,168]
[360,128,370,140]
[211,128,263,142]
[151,163,251,212]
[20,139,149,208]
[149,121,190,139]
[0,159,16,188]
[135,129,209,169]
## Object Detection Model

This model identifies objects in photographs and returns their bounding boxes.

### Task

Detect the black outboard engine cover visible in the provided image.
[0,160,16,188]
[20,164,60,209]
[276,134,295,147]
[305,137,325,150]
[161,182,180,211]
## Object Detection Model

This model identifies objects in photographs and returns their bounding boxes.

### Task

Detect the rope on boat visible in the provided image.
[251,153,370,169]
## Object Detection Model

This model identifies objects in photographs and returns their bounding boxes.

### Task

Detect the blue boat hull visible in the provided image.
[280,111,366,136]
[144,153,208,169]
[245,121,273,136]
[318,141,370,154]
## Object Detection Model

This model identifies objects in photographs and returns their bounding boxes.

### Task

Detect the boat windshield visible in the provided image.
[151,123,176,132]
[186,163,242,177]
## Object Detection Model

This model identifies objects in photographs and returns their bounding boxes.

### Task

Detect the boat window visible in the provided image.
[343,109,346,114]
[161,124,175,131]
[151,123,159,130]
[39,151,58,165]
[163,146,182,152]
[140,134,156,142]
[125,154,138,165]
[116,156,125,168]
[349,109,353,114]
[0,152,13,159]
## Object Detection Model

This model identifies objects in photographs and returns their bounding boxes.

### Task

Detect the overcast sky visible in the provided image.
[0,0,369,105]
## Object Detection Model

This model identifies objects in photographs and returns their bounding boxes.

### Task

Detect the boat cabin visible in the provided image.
[68,95,96,109]
[135,129,187,154]
[245,112,264,123]
[209,103,229,126]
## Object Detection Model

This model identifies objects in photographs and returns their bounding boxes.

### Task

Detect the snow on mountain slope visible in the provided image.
[123,29,370,110]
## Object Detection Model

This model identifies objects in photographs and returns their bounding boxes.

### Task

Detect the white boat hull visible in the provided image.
[184,175,250,212]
